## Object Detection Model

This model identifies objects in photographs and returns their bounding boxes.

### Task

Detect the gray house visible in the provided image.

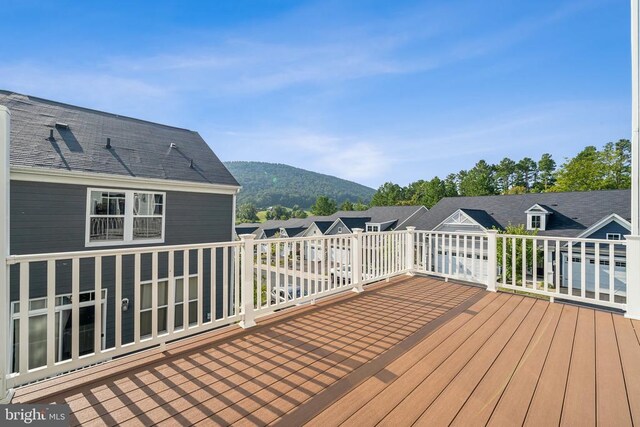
[1,91,239,371]
[401,190,631,295]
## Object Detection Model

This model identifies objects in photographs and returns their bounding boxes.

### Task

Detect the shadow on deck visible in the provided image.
[12,275,640,426]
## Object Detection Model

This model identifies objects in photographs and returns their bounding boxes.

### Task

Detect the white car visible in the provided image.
[330,265,352,284]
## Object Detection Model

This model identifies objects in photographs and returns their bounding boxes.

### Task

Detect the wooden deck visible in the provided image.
[12,275,640,426]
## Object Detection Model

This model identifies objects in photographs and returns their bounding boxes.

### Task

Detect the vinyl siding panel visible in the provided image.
[9,180,234,354]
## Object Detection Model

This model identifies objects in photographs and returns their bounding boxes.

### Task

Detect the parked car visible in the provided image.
[270,283,303,305]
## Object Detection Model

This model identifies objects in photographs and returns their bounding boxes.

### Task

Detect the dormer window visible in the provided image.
[525,204,551,231]
[530,215,541,229]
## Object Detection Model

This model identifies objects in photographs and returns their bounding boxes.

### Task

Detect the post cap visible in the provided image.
[406,226,416,231]
[485,229,499,234]
[352,228,364,234]
[239,233,256,240]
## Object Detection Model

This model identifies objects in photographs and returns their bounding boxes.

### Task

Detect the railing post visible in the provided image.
[625,235,640,319]
[239,234,257,328]
[406,227,416,274]
[486,230,498,292]
[0,106,10,403]
[352,228,364,293]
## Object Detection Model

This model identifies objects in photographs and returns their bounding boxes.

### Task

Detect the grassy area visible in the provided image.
[255,209,313,223]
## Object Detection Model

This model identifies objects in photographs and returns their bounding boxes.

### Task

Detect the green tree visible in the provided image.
[409,177,448,208]
[290,205,308,218]
[602,139,631,189]
[236,203,259,223]
[311,196,338,216]
[370,182,405,206]
[266,205,291,220]
[552,146,607,192]
[444,174,459,197]
[516,157,538,190]
[496,225,542,286]
[495,158,517,193]
[353,201,369,211]
[537,153,556,191]
[340,200,354,211]
[459,160,496,196]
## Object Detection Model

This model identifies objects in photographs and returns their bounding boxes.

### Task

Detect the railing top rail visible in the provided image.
[416,230,488,237]
[7,240,243,264]
[499,233,628,245]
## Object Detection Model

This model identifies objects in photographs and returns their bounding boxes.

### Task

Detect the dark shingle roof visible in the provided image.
[410,190,631,237]
[338,217,371,232]
[0,91,239,186]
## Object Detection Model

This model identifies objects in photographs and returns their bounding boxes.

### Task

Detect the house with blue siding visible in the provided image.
[1,91,240,372]
[400,190,631,296]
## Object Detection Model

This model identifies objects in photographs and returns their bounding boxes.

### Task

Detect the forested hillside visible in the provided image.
[224,161,375,209]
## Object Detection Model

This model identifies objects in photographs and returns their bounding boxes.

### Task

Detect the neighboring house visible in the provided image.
[237,206,427,264]
[404,190,631,295]
[1,91,240,372]
[234,223,260,239]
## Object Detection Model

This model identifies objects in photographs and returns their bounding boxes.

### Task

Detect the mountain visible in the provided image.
[224,161,375,209]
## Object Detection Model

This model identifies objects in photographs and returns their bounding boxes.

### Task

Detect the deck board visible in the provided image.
[12,275,636,427]
[561,308,596,427]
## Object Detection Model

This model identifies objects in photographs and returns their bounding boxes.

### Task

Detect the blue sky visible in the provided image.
[0,0,631,188]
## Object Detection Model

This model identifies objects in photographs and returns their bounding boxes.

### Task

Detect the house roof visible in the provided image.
[409,190,631,237]
[250,205,427,238]
[336,217,371,232]
[0,90,239,187]
[459,209,502,230]
[235,223,260,236]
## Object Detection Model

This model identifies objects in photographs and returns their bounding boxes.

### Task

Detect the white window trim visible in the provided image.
[527,213,546,231]
[606,233,622,240]
[10,290,107,371]
[85,187,166,247]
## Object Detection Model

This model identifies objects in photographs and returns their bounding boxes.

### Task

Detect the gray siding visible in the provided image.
[585,221,629,240]
[9,180,234,351]
[10,181,233,255]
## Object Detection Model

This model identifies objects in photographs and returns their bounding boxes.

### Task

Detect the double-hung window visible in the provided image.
[87,189,165,246]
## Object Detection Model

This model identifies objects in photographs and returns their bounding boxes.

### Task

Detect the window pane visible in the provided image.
[154,194,164,215]
[134,193,155,216]
[158,281,168,306]
[140,311,152,338]
[12,319,19,373]
[30,299,47,311]
[175,305,183,329]
[133,217,162,240]
[78,306,95,356]
[90,217,125,241]
[175,279,184,303]
[158,307,168,334]
[29,315,47,369]
[141,283,152,310]
[56,310,72,362]
[189,277,198,300]
[108,194,126,215]
[189,301,198,325]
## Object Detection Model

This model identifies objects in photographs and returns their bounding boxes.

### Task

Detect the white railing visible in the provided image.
[3,227,633,391]
[413,231,490,285]
[496,234,627,310]
[6,241,244,387]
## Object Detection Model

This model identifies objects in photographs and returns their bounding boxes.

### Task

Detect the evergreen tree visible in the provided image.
[370,182,405,206]
[537,153,556,191]
[311,196,338,216]
[495,158,516,193]
[459,161,495,196]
